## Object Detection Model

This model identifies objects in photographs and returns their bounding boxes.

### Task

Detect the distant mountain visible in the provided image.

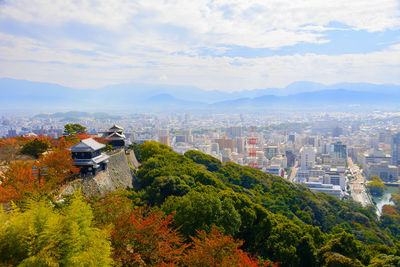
[214,89,400,111]
[0,78,399,112]
[33,111,122,120]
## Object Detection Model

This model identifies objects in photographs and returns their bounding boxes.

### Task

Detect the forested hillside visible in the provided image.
[131,141,400,266]
[1,140,400,266]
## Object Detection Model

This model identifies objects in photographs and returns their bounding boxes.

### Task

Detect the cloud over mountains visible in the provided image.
[0,0,399,91]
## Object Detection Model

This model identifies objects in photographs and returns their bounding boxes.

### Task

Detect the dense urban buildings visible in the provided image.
[2,110,400,200]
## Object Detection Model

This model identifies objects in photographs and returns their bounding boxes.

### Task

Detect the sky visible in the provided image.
[0,0,399,91]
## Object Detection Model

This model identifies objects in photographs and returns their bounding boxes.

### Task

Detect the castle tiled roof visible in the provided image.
[68,138,105,152]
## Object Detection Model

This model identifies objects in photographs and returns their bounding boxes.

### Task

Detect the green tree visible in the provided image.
[146,176,192,206]
[0,191,113,266]
[20,138,50,158]
[369,254,400,267]
[318,232,363,266]
[367,177,386,197]
[162,189,241,237]
[63,123,86,137]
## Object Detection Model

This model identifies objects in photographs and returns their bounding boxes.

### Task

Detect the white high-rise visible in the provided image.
[300,145,316,169]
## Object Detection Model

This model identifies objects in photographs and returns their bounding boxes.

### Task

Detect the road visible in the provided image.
[289,161,298,182]
[348,158,375,209]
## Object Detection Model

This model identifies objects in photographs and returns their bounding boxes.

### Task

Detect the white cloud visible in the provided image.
[0,31,399,91]
[0,0,399,90]
[1,0,399,49]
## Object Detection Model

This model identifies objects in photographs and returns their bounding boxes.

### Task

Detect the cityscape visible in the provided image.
[2,110,400,211]
[1,0,400,266]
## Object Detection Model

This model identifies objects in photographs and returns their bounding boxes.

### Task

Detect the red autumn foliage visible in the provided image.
[183,226,273,267]
[56,136,80,149]
[111,206,188,266]
[94,195,278,267]
[92,195,134,227]
[37,148,79,187]
[0,137,28,162]
[382,205,399,215]
[75,133,94,141]
[0,140,79,202]
[0,161,36,202]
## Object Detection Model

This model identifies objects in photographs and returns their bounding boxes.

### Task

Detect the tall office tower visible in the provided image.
[391,133,400,166]
[285,150,295,167]
[330,141,347,159]
[264,145,278,160]
[214,137,235,151]
[183,129,193,143]
[226,126,243,138]
[304,136,316,147]
[234,137,245,154]
[211,143,219,154]
[378,129,392,144]
[300,145,316,169]
[288,134,295,143]
[159,135,170,147]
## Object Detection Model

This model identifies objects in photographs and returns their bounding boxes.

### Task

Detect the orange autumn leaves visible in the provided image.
[0,161,36,203]
[94,195,278,267]
[0,137,79,203]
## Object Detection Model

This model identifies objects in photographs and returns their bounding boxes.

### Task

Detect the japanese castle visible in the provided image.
[69,138,110,176]
[102,124,126,147]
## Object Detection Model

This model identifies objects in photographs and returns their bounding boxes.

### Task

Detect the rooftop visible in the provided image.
[68,138,106,152]
[109,124,124,131]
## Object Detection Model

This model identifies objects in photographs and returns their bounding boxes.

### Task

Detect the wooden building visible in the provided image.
[103,125,127,147]
[69,138,110,176]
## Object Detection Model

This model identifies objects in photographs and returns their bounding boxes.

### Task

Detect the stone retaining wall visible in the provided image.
[60,150,136,197]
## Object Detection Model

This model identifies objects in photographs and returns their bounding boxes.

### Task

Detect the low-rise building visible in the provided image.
[303,182,344,199]
[365,162,398,182]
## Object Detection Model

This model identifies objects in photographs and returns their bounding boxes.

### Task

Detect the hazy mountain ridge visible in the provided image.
[1,78,399,112]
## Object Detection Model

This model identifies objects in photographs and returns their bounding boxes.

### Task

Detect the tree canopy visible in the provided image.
[63,123,87,137]
[20,137,50,158]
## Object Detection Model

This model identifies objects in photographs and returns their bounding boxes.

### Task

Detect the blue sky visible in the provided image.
[0,0,399,91]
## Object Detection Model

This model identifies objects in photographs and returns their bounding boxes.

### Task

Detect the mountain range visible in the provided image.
[0,78,399,112]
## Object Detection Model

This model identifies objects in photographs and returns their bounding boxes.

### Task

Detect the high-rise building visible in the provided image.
[159,135,170,147]
[391,133,400,166]
[183,129,193,143]
[285,150,295,167]
[214,137,235,151]
[300,145,316,169]
[211,143,219,154]
[264,145,278,160]
[378,129,392,144]
[175,135,186,143]
[234,137,245,154]
[304,136,315,147]
[226,126,243,138]
[7,129,17,137]
[222,148,233,162]
[330,142,347,159]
